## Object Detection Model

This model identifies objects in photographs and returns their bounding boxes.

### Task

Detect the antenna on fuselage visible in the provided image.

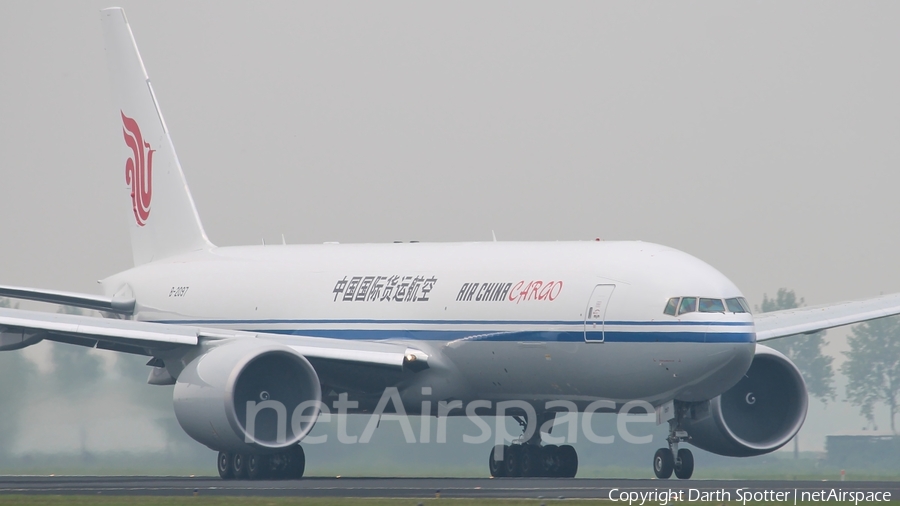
[491,230,498,242]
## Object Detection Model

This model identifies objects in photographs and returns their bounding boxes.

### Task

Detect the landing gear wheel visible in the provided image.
[520,445,542,477]
[558,445,578,478]
[217,452,234,480]
[504,444,522,477]
[540,445,560,477]
[660,401,694,480]
[266,452,289,480]
[232,453,249,480]
[247,454,268,480]
[653,448,674,479]
[489,445,507,477]
[285,446,306,480]
[674,448,694,479]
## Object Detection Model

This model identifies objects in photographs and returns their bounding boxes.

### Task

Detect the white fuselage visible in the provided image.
[102,240,756,412]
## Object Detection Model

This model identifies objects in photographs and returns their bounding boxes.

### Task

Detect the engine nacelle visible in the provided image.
[173,339,322,453]
[681,345,808,457]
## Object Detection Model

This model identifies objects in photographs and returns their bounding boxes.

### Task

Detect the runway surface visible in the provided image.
[1,476,898,499]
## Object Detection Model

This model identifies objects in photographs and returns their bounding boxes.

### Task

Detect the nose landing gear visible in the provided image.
[653,410,694,480]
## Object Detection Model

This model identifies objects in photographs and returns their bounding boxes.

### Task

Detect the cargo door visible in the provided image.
[584,284,615,343]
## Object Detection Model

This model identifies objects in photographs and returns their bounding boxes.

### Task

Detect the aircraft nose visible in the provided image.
[675,317,756,403]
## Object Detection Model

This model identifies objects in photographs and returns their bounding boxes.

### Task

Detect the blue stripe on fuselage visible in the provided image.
[266,329,756,343]
[147,319,755,343]
[154,318,754,327]
[237,328,754,343]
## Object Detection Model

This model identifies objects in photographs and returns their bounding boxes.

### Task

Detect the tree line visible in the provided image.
[761,288,900,437]
[0,300,182,460]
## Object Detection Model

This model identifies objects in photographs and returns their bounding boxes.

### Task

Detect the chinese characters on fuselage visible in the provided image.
[456,280,563,303]
[332,276,437,302]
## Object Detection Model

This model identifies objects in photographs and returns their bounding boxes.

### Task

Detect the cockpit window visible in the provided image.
[678,297,698,315]
[725,297,747,313]
[664,297,679,316]
[699,298,725,313]
[667,296,750,316]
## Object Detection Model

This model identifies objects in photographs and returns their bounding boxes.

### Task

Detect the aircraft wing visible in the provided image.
[754,292,900,341]
[0,307,424,370]
[0,284,135,315]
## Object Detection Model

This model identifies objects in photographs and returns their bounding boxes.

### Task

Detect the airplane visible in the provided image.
[2,6,900,481]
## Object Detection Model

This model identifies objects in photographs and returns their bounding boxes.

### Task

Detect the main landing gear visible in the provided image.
[217,446,306,480]
[488,413,578,478]
[653,411,694,479]
[489,443,578,477]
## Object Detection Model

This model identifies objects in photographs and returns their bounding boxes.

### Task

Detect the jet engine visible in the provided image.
[680,345,808,457]
[173,339,322,453]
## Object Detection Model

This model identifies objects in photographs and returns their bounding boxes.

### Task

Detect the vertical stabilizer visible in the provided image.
[100,8,213,265]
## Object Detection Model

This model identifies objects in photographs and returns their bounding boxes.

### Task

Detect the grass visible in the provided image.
[2,499,896,506]
[0,499,577,506]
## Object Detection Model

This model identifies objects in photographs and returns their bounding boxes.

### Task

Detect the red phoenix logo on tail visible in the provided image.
[121,111,154,226]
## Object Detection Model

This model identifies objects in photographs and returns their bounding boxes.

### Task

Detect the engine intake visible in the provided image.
[681,345,808,457]
[174,339,322,453]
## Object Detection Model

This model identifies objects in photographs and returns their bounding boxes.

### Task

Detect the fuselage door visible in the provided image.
[584,284,615,343]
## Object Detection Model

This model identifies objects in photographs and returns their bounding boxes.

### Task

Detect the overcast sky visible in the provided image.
[2,2,899,451]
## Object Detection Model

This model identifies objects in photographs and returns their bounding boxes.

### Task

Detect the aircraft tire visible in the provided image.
[232,453,249,480]
[217,452,234,480]
[267,452,288,480]
[541,444,560,477]
[559,445,578,478]
[674,448,694,479]
[489,445,507,477]
[246,454,268,480]
[520,444,542,477]
[504,444,523,477]
[286,446,306,479]
[653,448,674,479]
